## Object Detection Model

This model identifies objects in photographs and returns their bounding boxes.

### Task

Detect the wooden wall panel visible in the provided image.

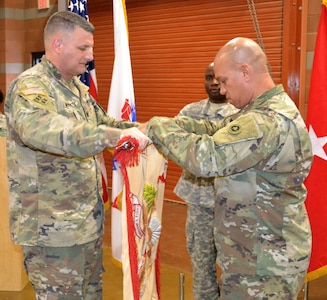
[88,0,284,203]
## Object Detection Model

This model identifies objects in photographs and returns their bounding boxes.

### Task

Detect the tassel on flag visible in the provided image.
[68,0,109,211]
[304,0,327,282]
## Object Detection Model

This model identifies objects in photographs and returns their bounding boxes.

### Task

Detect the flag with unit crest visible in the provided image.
[107,0,136,265]
[114,139,167,299]
[108,1,168,299]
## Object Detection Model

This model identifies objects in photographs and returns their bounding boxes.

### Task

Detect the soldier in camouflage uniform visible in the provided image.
[174,62,237,300]
[140,37,312,299]
[5,11,148,300]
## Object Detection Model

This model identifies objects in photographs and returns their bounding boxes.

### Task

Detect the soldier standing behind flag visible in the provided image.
[5,11,148,299]
[174,62,238,300]
[139,37,313,299]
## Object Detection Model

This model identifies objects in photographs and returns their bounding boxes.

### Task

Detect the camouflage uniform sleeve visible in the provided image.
[147,113,278,177]
[8,82,124,158]
[91,99,139,129]
[174,116,224,134]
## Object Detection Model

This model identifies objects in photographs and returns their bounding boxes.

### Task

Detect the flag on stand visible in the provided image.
[107,0,136,265]
[304,0,327,282]
[67,0,109,211]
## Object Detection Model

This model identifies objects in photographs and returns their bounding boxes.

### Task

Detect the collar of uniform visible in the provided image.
[256,84,284,102]
[243,84,284,112]
[41,56,62,80]
[41,56,89,95]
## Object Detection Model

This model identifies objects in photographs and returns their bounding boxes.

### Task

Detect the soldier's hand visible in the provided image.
[120,127,150,150]
[138,122,148,134]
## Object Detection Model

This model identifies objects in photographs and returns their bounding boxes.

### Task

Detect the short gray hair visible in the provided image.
[44,11,94,39]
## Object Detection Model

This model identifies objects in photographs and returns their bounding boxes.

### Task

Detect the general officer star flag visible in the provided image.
[304,0,327,282]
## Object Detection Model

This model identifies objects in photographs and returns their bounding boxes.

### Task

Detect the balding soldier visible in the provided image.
[139,37,312,299]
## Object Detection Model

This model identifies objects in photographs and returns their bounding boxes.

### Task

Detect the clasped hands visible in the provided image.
[120,122,149,150]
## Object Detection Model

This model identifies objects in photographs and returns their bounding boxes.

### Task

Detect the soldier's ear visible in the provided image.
[239,63,251,81]
[52,37,62,53]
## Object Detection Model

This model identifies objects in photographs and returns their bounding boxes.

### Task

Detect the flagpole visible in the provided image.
[58,0,67,11]
[179,273,185,300]
[303,282,309,300]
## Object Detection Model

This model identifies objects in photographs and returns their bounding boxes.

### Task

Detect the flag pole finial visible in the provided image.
[322,0,327,7]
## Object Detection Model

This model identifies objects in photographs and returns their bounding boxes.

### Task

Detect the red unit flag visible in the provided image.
[305,0,327,282]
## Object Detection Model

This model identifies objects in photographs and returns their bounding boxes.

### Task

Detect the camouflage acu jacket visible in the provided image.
[5,57,136,247]
[146,85,313,276]
[0,113,5,137]
[174,99,238,206]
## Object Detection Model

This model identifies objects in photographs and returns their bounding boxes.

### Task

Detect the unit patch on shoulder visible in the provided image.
[20,87,52,109]
[228,124,242,135]
[32,94,49,106]
[213,114,262,145]
[21,87,46,96]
